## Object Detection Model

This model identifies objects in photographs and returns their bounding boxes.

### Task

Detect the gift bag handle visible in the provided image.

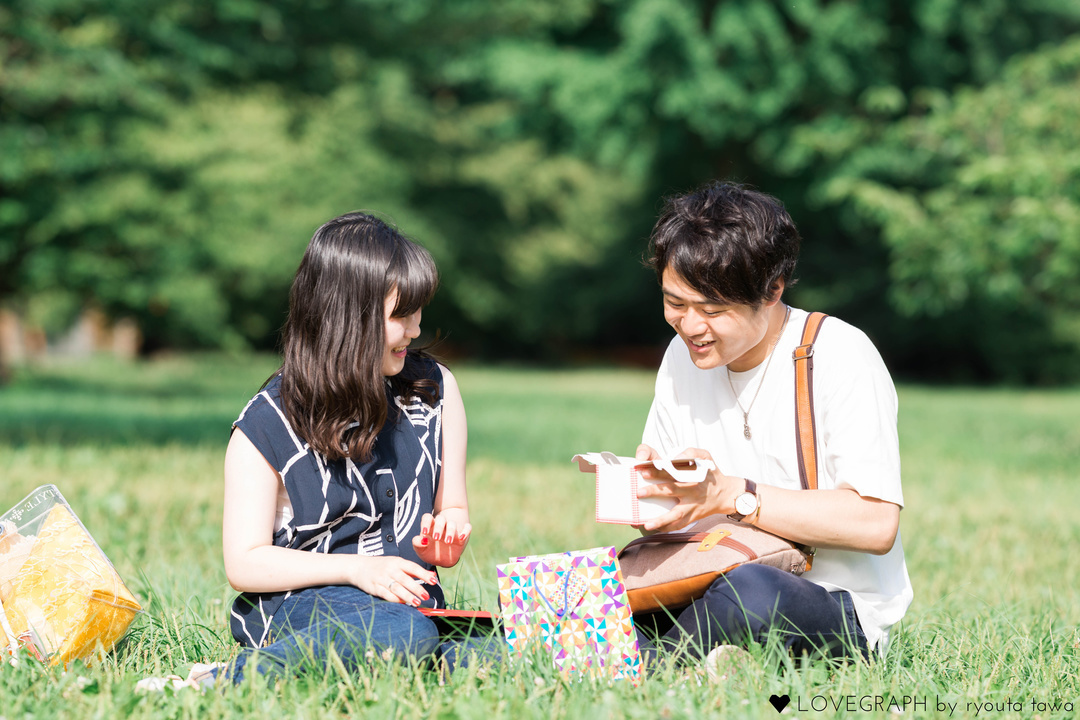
[531,567,578,618]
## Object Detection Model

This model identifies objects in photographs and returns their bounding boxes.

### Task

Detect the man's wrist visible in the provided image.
[747,486,763,525]
[720,474,741,515]
[727,478,759,522]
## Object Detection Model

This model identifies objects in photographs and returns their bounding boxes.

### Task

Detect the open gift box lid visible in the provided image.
[572,452,715,525]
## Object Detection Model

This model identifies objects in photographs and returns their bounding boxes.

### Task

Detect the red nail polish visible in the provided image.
[421,537,429,546]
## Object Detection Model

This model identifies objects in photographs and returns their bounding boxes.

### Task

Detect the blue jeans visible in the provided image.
[636,564,869,662]
[225,585,501,684]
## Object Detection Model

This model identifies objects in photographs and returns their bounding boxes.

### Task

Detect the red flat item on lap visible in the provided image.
[418,608,498,634]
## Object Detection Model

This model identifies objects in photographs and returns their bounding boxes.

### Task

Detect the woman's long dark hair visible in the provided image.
[278,211,439,461]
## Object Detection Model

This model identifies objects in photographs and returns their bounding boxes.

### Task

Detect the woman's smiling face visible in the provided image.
[381,288,422,376]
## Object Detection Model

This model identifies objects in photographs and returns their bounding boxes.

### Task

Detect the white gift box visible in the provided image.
[572,452,715,525]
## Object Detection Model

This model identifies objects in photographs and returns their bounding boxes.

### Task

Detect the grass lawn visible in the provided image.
[1,354,1078,719]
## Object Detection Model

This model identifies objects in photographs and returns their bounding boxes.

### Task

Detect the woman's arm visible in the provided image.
[222,429,438,605]
[412,364,471,567]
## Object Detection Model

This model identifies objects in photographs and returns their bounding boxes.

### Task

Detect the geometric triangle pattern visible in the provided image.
[496,546,642,684]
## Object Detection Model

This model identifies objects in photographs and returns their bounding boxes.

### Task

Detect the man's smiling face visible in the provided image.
[661,268,776,373]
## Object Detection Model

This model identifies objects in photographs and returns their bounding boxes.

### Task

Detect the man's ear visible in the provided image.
[766,279,786,305]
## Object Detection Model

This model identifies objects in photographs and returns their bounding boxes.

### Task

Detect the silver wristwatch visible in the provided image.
[728,478,758,522]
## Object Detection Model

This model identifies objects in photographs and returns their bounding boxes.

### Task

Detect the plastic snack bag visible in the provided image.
[0,485,141,666]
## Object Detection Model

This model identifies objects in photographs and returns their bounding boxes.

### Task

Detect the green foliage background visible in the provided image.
[2,1,1080,380]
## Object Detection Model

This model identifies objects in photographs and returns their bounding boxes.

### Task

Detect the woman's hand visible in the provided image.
[412,510,471,568]
[634,443,743,533]
[224,430,442,602]
[345,555,440,607]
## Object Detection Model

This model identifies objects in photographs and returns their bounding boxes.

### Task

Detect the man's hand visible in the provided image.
[634,446,743,533]
[634,443,660,463]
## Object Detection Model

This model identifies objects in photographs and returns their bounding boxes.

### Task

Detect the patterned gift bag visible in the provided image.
[496,546,641,683]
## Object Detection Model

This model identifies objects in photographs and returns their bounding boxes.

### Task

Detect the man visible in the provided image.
[634,181,912,664]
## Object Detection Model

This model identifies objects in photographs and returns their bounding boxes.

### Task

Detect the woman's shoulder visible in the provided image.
[231,372,302,473]
[395,353,446,399]
[408,352,444,381]
[234,373,285,428]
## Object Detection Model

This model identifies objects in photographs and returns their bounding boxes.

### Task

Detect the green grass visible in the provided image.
[1,354,1078,719]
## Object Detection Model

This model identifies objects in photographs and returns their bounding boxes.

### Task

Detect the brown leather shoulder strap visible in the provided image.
[793,312,828,491]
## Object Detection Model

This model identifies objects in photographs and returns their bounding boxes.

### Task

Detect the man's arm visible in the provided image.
[635,444,900,554]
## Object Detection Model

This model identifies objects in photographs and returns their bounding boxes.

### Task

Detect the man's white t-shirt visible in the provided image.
[642,307,913,653]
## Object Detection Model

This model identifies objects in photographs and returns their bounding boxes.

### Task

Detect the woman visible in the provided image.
[220,211,484,683]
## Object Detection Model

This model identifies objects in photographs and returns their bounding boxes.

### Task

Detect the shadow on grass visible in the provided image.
[12,372,240,402]
[0,354,278,448]
[0,410,235,447]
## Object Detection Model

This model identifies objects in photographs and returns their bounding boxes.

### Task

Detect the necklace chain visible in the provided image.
[727,305,791,440]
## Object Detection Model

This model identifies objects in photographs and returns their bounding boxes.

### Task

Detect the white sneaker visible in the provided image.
[134,662,226,693]
[704,644,752,683]
[135,675,194,693]
[186,661,227,688]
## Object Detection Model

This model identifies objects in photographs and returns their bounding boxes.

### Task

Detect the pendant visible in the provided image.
[743,416,752,440]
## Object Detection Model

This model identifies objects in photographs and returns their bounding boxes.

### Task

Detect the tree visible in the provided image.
[822,37,1080,382]
[3,1,1079,381]
[433,0,1080,371]
[0,0,280,348]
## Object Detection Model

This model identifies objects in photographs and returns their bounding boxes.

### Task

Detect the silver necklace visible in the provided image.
[727,305,791,440]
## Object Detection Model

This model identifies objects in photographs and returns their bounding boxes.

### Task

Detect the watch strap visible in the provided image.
[728,478,758,521]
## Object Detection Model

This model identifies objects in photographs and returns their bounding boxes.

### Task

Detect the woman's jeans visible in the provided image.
[636,564,870,662]
[225,585,501,684]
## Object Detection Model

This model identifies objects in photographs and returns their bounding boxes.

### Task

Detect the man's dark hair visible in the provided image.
[648,181,800,306]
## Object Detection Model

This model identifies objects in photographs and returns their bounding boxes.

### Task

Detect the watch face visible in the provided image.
[734,492,757,516]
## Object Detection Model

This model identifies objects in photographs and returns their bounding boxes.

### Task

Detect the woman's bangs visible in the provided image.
[388,244,438,317]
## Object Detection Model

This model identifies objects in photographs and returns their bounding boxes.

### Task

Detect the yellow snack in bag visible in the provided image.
[1,495,141,665]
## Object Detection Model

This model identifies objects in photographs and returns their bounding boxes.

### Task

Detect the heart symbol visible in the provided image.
[768,695,791,713]
[533,568,589,617]
[558,571,589,614]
